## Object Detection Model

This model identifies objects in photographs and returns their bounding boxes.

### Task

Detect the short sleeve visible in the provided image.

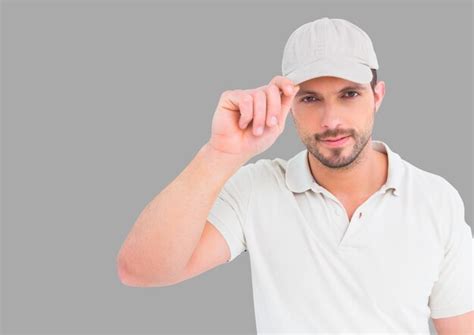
[429,186,473,319]
[207,163,254,263]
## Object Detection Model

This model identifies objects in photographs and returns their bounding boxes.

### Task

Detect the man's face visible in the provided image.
[290,75,385,170]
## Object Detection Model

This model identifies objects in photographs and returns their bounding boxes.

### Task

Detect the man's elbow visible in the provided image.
[117,254,147,287]
[116,254,174,287]
[117,255,136,286]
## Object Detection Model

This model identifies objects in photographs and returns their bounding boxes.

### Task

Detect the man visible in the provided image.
[117,17,473,334]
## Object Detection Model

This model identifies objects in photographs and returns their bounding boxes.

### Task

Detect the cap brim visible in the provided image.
[285,58,373,85]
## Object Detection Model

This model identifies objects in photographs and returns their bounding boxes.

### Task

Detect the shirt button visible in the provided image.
[358,212,363,219]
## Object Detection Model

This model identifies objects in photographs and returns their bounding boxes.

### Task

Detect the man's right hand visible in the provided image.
[207,75,300,161]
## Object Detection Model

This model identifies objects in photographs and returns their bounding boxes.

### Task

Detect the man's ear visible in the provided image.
[374,80,385,113]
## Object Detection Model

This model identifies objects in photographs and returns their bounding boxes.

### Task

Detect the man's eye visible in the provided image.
[344,91,360,98]
[301,96,319,103]
[300,92,360,103]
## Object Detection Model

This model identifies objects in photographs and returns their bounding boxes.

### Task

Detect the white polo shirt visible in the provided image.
[207,139,473,334]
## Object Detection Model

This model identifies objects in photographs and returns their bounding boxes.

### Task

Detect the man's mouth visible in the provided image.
[321,135,351,147]
[323,136,349,142]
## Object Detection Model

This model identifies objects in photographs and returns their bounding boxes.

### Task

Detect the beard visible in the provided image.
[302,112,375,171]
[291,106,376,171]
[305,129,372,171]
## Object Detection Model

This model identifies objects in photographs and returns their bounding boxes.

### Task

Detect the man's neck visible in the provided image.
[308,141,388,199]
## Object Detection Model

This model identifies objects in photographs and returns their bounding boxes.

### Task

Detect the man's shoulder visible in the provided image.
[252,156,289,179]
[233,156,289,188]
[402,158,460,199]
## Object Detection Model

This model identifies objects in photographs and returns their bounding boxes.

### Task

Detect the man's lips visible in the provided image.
[323,136,350,142]
[321,135,351,147]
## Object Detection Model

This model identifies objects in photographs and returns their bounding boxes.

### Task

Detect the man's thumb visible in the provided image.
[279,84,300,124]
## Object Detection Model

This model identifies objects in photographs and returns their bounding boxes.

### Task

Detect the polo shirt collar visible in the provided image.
[285,140,403,197]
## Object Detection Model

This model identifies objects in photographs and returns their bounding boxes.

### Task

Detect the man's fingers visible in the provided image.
[219,89,243,112]
[265,84,281,128]
[269,75,299,96]
[281,84,300,113]
[279,85,299,128]
[268,76,300,126]
[223,76,299,135]
[238,93,253,129]
[252,90,267,136]
[241,80,299,134]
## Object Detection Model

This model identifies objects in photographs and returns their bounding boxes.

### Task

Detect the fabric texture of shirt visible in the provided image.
[207,139,473,334]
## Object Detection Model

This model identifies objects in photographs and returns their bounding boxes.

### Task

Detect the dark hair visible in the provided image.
[370,68,377,93]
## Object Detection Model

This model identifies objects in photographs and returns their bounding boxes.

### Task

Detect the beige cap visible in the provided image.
[282,17,379,85]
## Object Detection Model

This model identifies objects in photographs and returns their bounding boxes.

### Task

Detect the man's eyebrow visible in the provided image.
[295,84,368,97]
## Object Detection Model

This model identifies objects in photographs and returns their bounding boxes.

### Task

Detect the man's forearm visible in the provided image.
[117,143,247,286]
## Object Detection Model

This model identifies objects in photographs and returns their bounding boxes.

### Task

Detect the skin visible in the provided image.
[289,75,387,202]
[432,310,474,335]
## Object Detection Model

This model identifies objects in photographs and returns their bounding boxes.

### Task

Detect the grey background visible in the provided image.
[1,0,472,334]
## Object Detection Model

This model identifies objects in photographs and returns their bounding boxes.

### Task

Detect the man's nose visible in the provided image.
[319,103,344,130]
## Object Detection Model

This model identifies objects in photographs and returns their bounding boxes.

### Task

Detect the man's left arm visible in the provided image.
[432,310,474,335]
[428,183,473,333]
